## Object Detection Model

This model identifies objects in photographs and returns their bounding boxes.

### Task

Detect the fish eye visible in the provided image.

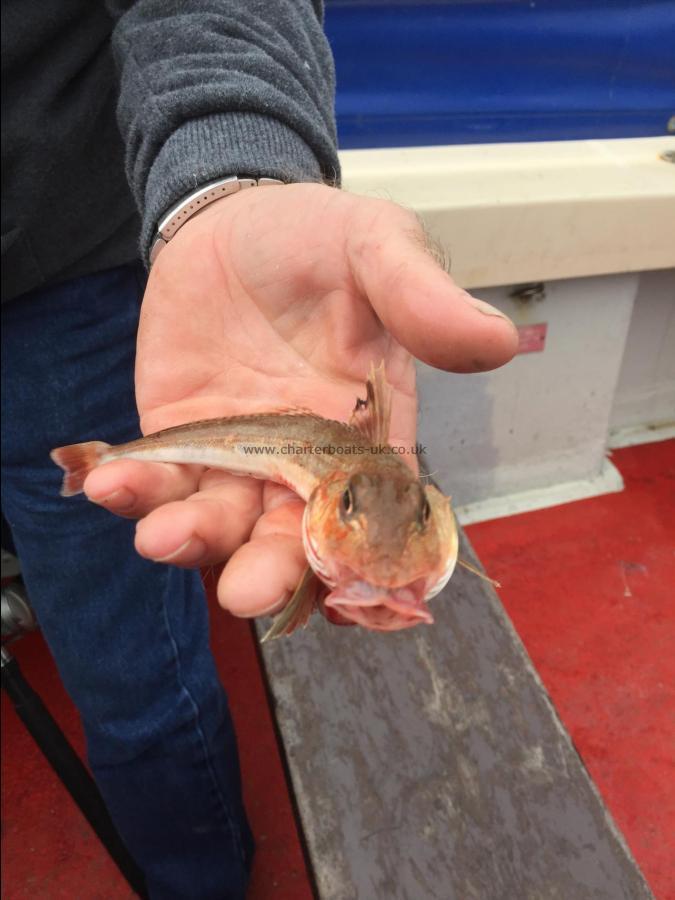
[340,486,354,516]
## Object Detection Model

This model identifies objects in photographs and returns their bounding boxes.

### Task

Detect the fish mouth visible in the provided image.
[323,577,432,632]
[302,506,457,633]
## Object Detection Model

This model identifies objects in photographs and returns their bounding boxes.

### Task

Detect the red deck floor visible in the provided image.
[2,439,673,898]
[467,439,675,900]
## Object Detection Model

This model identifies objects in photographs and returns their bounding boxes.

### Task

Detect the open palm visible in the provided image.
[84,183,517,618]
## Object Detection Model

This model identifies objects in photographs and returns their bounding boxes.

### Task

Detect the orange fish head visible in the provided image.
[303,470,458,631]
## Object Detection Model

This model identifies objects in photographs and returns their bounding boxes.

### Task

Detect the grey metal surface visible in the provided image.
[257,531,653,900]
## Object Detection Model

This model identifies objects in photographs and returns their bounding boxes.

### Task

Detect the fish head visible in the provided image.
[303,469,458,631]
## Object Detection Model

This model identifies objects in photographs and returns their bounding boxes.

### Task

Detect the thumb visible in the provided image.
[347,202,518,373]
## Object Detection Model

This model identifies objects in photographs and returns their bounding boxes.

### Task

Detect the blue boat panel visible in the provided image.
[324,0,675,147]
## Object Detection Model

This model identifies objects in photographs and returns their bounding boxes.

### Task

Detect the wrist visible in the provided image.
[140,112,337,267]
[149,176,283,266]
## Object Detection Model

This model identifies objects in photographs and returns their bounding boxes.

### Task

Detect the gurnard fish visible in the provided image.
[51,364,461,642]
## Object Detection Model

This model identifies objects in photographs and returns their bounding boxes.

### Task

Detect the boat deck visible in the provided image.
[2,439,673,899]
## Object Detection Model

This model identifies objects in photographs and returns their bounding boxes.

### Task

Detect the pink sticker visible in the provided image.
[517,323,547,354]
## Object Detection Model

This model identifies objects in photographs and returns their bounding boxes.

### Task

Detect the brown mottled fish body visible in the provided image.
[51,364,459,640]
[79,413,402,500]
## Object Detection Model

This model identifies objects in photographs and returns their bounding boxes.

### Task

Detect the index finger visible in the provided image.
[84,458,204,517]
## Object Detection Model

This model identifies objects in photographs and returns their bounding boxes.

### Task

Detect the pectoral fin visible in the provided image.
[349,360,393,446]
[260,566,323,643]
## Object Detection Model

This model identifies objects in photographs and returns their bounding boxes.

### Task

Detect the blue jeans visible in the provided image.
[1,264,254,899]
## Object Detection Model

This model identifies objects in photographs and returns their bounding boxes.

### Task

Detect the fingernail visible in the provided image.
[463,294,510,319]
[91,487,136,512]
[154,537,207,565]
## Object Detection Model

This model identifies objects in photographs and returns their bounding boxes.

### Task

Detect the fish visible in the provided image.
[51,363,464,642]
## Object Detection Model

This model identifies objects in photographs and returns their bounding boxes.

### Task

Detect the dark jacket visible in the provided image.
[1,0,339,303]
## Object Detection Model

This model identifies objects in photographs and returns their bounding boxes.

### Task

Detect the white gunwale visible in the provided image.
[340,137,675,289]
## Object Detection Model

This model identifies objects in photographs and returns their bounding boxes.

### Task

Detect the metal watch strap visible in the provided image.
[149,176,283,266]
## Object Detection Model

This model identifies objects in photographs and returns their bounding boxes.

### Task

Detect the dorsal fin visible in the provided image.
[264,406,315,417]
[349,361,392,445]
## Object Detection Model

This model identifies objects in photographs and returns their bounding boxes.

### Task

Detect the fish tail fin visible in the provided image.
[50,441,111,496]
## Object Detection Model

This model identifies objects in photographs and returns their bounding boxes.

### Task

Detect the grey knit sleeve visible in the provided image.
[108,0,340,261]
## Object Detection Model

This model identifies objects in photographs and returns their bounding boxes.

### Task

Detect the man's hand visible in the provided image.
[83,184,517,618]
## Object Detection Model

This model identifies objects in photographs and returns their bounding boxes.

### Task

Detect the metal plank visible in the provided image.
[257,530,653,900]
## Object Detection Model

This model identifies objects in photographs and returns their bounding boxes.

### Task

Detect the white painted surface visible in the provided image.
[339,138,674,514]
[608,423,675,449]
[340,137,675,289]
[609,269,675,437]
[455,458,624,525]
[417,274,637,508]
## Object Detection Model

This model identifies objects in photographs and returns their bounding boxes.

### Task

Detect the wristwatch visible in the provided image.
[149,175,283,266]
